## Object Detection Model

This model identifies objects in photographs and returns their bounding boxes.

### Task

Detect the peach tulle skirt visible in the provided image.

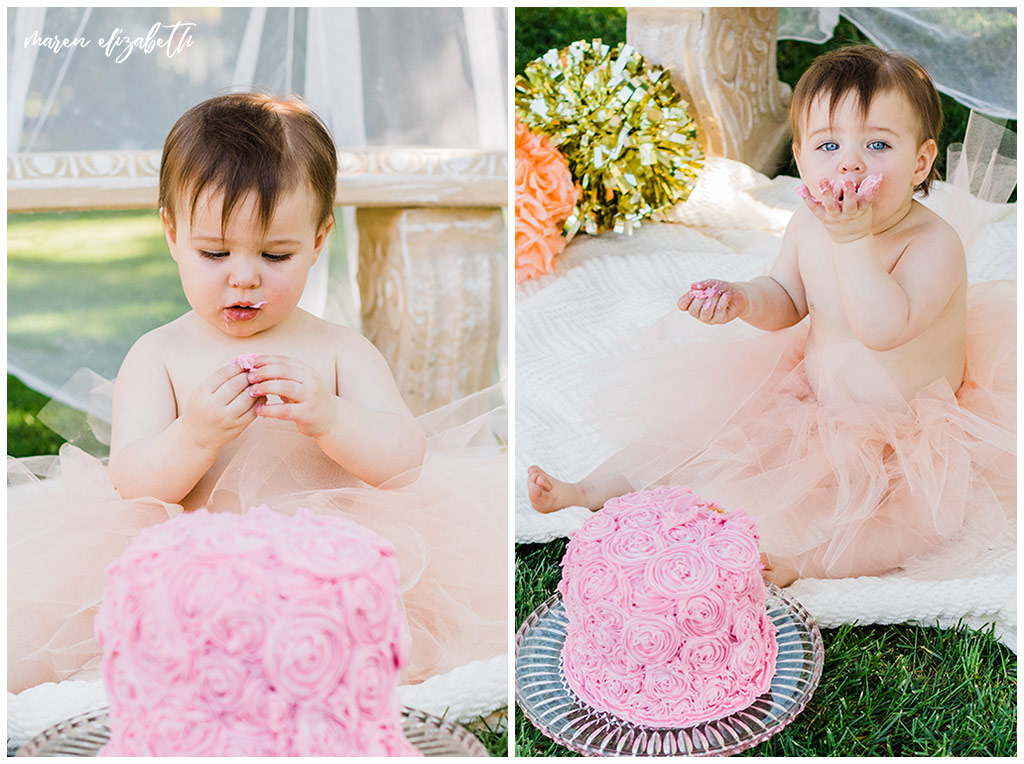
[575,281,1015,581]
[8,387,507,695]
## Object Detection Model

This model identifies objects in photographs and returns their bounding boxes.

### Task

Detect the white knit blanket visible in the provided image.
[515,157,1016,652]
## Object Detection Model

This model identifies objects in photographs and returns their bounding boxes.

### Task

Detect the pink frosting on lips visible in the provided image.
[558,485,779,728]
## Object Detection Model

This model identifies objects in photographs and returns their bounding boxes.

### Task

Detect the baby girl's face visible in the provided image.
[162,184,331,338]
[793,89,937,228]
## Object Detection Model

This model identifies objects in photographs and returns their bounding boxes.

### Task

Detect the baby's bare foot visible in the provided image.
[527,465,590,514]
[761,553,798,588]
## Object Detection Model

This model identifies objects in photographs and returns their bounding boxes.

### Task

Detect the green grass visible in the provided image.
[7,209,188,386]
[7,374,67,457]
[474,711,510,756]
[515,540,1017,756]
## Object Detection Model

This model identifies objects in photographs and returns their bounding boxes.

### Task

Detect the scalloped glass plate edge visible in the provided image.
[16,705,488,757]
[515,583,824,757]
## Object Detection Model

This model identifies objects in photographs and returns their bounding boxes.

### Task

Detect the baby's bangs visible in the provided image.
[183,107,299,238]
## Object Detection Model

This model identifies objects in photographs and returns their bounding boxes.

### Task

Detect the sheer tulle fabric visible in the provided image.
[7,388,507,694]
[574,280,1014,581]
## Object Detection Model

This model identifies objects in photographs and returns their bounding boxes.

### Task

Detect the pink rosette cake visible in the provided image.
[558,486,778,728]
[95,505,421,757]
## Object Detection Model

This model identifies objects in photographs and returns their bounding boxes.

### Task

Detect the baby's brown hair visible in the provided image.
[790,45,942,195]
[159,93,338,236]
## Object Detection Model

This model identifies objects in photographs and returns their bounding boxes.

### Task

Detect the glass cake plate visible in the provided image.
[515,583,824,757]
[15,706,488,757]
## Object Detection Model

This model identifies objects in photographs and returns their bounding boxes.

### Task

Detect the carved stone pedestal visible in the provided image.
[357,207,504,415]
[627,7,792,176]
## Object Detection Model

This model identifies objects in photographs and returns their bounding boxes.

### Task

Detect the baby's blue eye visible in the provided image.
[818,141,839,152]
[199,250,228,259]
[868,140,889,151]
[263,253,292,262]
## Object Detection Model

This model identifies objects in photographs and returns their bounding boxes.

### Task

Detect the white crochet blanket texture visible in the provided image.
[515,158,1016,652]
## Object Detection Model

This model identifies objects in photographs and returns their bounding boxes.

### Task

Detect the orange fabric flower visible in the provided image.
[515,119,580,283]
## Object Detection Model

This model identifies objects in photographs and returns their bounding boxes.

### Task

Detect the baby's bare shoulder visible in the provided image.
[124,315,190,362]
[900,203,964,261]
[298,312,382,360]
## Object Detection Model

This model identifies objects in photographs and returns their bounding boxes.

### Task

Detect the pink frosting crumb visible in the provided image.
[233,353,259,371]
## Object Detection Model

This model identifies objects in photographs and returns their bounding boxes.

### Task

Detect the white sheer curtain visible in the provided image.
[7,7,508,404]
[778,7,1016,119]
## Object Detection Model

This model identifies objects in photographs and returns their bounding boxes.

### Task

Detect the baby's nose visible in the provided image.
[839,151,865,173]
[230,263,260,288]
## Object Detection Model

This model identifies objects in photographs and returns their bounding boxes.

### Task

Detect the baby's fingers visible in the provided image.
[248,378,303,403]
[797,184,827,217]
[839,177,858,214]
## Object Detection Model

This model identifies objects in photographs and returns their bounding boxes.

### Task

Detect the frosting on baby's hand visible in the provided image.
[799,175,883,203]
[856,173,883,199]
[689,284,721,300]
[233,353,259,371]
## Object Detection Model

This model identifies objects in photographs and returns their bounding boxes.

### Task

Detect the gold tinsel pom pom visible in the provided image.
[515,39,703,239]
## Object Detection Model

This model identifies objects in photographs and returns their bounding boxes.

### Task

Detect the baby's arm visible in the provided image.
[832,221,965,350]
[680,219,807,330]
[109,332,261,503]
[801,178,964,350]
[247,334,425,486]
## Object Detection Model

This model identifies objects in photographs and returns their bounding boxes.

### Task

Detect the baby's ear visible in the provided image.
[160,207,180,257]
[160,208,175,239]
[915,138,939,181]
[311,216,334,262]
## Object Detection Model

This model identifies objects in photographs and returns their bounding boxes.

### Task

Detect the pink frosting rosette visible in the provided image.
[676,589,729,636]
[141,706,224,756]
[515,117,580,283]
[642,663,692,701]
[644,546,717,598]
[621,573,678,616]
[602,528,665,568]
[263,609,352,701]
[343,574,400,644]
[560,558,619,608]
[274,510,381,579]
[241,675,293,732]
[622,616,682,665]
[562,534,604,567]
[294,707,359,757]
[603,643,644,678]
[680,634,732,675]
[191,653,248,710]
[571,508,619,541]
[349,645,396,716]
[702,526,760,571]
[207,602,271,662]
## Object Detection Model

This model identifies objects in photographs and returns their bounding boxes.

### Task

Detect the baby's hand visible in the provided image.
[182,363,265,453]
[245,355,337,439]
[678,279,748,324]
[796,173,883,244]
